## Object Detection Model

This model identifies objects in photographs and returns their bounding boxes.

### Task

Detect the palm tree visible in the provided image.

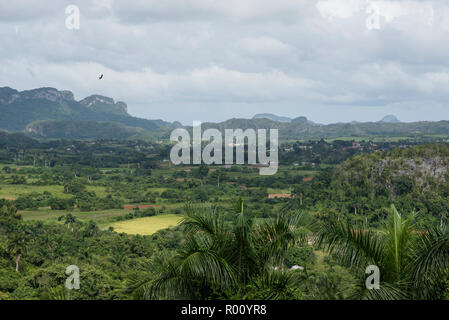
[315,204,449,299]
[58,213,78,231]
[129,199,311,299]
[7,232,27,272]
[47,286,71,300]
[110,244,128,272]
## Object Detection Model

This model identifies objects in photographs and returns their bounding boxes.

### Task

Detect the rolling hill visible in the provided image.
[253,113,292,123]
[25,120,155,140]
[199,117,449,140]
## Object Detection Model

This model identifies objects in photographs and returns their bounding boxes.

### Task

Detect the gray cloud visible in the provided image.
[0,0,449,124]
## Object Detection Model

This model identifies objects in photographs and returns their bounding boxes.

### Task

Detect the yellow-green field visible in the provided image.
[106,214,182,235]
[0,184,107,200]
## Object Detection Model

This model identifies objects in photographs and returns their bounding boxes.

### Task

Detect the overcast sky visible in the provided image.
[1,0,449,124]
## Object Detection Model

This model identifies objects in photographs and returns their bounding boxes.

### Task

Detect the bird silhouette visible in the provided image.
[99,74,103,80]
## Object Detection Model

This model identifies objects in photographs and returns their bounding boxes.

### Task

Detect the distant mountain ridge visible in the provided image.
[79,94,129,116]
[0,86,447,141]
[199,117,449,140]
[253,113,403,126]
[0,87,175,138]
[253,113,292,123]
[252,113,317,125]
[379,115,401,123]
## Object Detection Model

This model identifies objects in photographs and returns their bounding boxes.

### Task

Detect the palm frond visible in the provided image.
[383,205,415,278]
[314,217,385,270]
[246,268,297,300]
[412,224,449,299]
[180,203,225,239]
[364,281,409,300]
[179,248,236,290]
[130,253,196,300]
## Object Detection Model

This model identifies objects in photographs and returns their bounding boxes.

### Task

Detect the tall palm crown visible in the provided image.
[6,230,27,272]
[315,205,449,299]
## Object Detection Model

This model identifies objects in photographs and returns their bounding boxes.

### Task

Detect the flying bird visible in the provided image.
[99,74,103,80]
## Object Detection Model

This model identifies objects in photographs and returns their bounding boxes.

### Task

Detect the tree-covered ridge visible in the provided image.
[0,87,174,134]
[301,144,449,226]
[200,118,449,140]
[26,120,156,141]
[332,143,449,199]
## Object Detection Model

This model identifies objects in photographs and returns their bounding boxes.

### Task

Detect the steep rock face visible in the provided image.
[20,87,75,102]
[332,144,449,200]
[0,87,20,104]
[0,87,75,104]
[26,122,46,136]
[79,94,114,107]
[115,101,128,113]
[376,157,449,187]
[79,95,129,116]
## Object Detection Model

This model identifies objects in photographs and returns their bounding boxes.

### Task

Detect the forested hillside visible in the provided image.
[0,87,174,135]
[200,118,449,140]
[298,144,449,226]
[26,121,156,141]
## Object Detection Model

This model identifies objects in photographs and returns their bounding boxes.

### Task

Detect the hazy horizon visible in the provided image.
[1,84,447,125]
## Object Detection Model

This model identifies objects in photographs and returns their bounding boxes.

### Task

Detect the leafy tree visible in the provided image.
[63,181,86,194]
[6,229,27,272]
[195,164,209,180]
[10,175,26,185]
[315,205,449,299]
[58,213,79,231]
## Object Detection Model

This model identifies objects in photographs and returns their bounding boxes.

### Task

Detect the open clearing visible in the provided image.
[106,214,181,235]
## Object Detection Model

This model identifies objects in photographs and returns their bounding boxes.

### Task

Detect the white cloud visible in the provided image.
[112,0,308,22]
[316,0,434,25]
[316,0,365,20]
[0,0,449,124]
[371,1,434,25]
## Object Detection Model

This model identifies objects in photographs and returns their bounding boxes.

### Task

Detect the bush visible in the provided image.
[49,197,75,210]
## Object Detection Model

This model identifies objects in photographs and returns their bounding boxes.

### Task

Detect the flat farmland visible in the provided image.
[106,214,181,235]
[0,184,107,200]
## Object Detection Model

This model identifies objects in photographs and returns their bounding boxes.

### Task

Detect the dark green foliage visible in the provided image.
[315,205,449,299]
[0,209,156,299]
[129,201,312,300]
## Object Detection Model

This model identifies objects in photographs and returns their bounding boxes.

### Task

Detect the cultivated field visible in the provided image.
[0,184,107,200]
[106,214,182,235]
